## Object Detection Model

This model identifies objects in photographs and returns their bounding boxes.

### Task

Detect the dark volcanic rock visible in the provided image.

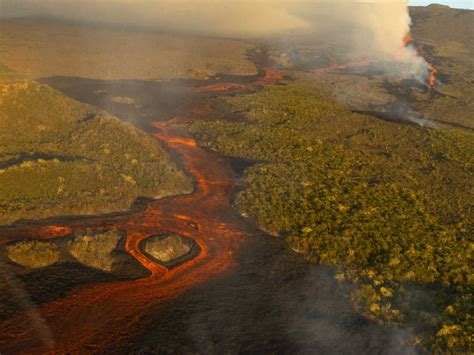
[123,235,415,354]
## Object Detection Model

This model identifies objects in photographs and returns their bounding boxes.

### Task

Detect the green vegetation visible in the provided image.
[6,241,60,269]
[0,19,256,80]
[0,81,192,225]
[187,84,473,352]
[68,231,121,272]
[2,230,147,277]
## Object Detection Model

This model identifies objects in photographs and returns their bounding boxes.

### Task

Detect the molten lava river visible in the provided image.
[0,68,409,353]
[0,70,286,353]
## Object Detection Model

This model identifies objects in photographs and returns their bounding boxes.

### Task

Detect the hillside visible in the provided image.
[0,19,257,80]
[267,5,474,129]
[188,83,473,352]
[409,5,474,128]
[146,6,474,351]
[0,81,192,225]
[410,4,474,49]
[0,6,471,353]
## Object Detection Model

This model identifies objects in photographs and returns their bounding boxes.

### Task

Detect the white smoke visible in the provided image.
[349,1,430,80]
[1,0,430,80]
[290,1,430,81]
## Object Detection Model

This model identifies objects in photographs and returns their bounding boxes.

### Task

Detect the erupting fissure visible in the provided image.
[402,32,438,89]
[314,31,438,90]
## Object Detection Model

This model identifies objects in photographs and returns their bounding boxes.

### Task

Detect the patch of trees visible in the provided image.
[187,84,473,352]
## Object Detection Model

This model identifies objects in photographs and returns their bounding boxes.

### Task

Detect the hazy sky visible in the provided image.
[409,0,473,9]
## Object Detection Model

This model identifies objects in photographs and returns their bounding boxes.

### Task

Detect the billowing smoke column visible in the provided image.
[1,0,432,84]
[340,1,431,83]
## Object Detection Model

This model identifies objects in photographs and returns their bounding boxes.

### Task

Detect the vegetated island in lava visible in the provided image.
[0,4,473,354]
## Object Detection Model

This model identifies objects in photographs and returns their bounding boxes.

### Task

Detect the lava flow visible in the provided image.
[0,68,282,353]
[427,63,438,89]
[194,67,284,93]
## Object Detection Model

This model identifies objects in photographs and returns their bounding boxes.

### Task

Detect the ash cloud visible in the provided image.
[1,0,430,81]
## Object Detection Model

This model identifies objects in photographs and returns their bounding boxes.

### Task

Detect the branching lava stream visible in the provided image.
[0,69,281,353]
[0,66,412,354]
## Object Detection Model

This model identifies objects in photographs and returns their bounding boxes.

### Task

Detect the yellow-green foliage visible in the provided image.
[68,231,121,272]
[6,241,60,269]
[0,81,90,151]
[188,84,474,352]
[0,81,192,225]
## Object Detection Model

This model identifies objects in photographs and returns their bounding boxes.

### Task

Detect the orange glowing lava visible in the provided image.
[314,33,438,90]
[195,67,284,93]
[403,34,413,47]
[427,63,438,89]
[0,68,282,353]
[400,32,438,89]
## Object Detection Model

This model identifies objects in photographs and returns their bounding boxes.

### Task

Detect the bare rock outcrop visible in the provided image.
[142,234,194,263]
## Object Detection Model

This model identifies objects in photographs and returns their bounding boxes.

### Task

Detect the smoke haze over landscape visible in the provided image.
[1,0,430,80]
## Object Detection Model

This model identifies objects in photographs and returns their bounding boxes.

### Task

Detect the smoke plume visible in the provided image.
[1,0,430,81]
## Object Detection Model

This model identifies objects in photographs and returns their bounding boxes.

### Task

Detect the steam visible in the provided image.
[1,0,430,81]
